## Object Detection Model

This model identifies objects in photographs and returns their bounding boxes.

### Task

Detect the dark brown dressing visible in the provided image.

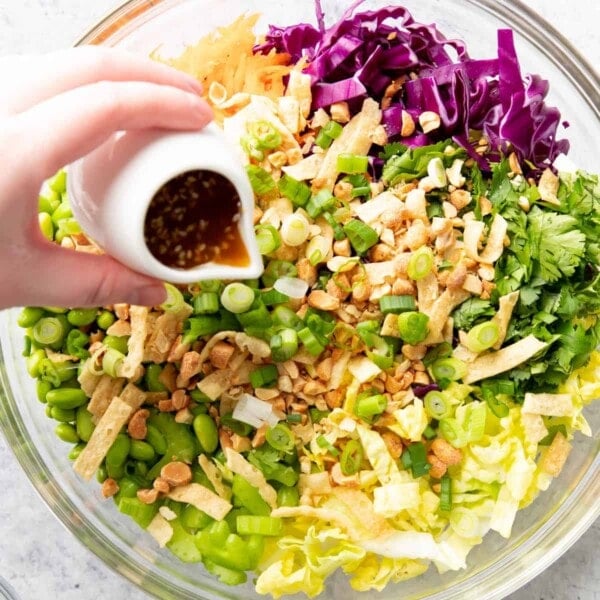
[144,169,249,270]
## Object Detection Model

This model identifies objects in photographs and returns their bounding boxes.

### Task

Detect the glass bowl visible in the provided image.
[1,1,599,599]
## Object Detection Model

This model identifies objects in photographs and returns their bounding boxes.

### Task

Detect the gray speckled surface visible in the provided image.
[0,1,598,599]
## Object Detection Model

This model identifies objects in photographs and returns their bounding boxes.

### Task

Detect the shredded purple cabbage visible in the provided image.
[254,3,568,168]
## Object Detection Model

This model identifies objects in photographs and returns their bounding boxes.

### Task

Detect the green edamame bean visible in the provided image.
[106,434,131,468]
[67,308,98,327]
[96,464,108,483]
[45,404,53,418]
[38,213,54,242]
[190,404,208,416]
[134,461,149,478]
[96,310,115,330]
[49,170,67,194]
[104,335,129,355]
[38,194,56,215]
[193,414,219,454]
[51,201,73,226]
[36,379,52,403]
[76,406,95,442]
[26,349,46,378]
[145,424,167,455]
[17,307,45,328]
[68,443,86,461]
[106,463,125,480]
[50,406,76,422]
[116,477,140,500]
[129,440,156,463]
[46,388,88,409]
[144,364,167,393]
[55,423,80,444]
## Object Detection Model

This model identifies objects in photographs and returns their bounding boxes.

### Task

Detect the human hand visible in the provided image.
[0,47,213,310]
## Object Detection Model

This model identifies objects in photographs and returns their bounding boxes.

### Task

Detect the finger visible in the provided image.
[13,244,167,308]
[5,80,213,190]
[0,47,203,116]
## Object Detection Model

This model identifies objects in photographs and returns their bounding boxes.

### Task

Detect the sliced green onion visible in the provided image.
[337,153,369,174]
[246,164,277,196]
[286,413,303,423]
[220,283,255,314]
[49,169,67,194]
[407,442,430,477]
[323,211,346,241]
[305,235,330,267]
[32,316,69,347]
[315,128,334,149]
[424,391,452,420]
[440,474,452,511]
[423,425,437,440]
[298,327,325,356]
[431,357,467,383]
[272,306,302,330]
[262,260,297,288]
[309,408,330,423]
[269,330,299,362]
[316,435,339,456]
[265,423,295,452]
[183,315,221,343]
[194,291,220,314]
[355,394,387,420]
[401,448,412,470]
[306,189,336,219]
[322,120,343,139]
[17,307,45,328]
[465,320,500,353]
[248,120,282,150]
[274,276,308,300]
[255,224,281,255]
[280,213,310,247]
[249,364,279,389]
[396,311,430,345]
[102,347,125,377]
[278,174,311,207]
[235,302,272,329]
[379,295,417,314]
[200,279,222,293]
[340,440,364,476]
[161,283,186,313]
[343,219,379,254]
[236,515,283,537]
[240,134,265,161]
[407,246,434,280]
[261,288,289,306]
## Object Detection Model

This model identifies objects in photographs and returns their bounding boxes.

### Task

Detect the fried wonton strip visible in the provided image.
[88,375,126,422]
[225,447,277,509]
[147,514,173,548]
[197,370,232,400]
[167,483,232,520]
[539,432,571,476]
[120,306,149,379]
[522,392,574,416]
[74,395,139,480]
[198,454,232,500]
[463,335,548,384]
[312,98,382,192]
[77,360,102,397]
[416,272,439,314]
[281,153,324,180]
[463,214,508,263]
[521,413,548,445]
[492,291,519,349]
[120,383,147,411]
[422,289,471,345]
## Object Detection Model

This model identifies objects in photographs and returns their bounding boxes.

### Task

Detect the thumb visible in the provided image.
[21,245,167,308]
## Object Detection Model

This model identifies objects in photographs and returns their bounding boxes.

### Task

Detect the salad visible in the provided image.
[20,2,600,597]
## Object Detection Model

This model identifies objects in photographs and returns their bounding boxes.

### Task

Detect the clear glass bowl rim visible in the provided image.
[0,1,599,599]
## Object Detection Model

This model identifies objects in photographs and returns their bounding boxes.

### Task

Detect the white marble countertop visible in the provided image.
[0,1,598,599]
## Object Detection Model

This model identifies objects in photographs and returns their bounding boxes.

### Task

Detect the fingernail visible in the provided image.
[129,283,167,307]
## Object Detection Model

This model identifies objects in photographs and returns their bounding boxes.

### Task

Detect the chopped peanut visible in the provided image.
[330,462,359,487]
[401,344,427,361]
[427,453,448,479]
[400,110,416,137]
[308,290,340,311]
[101,478,120,499]
[252,423,268,448]
[137,488,160,504]
[161,461,193,487]
[209,341,235,370]
[171,389,189,411]
[296,258,318,286]
[330,101,350,123]
[392,278,415,296]
[175,407,194,424]
[158,399,175,412]
[153,477,171,494]
[430,438,463,466]
[381,431,403,459]
[333,180,354,202]
[449,189,472,210]
[333,238,351,257]
[316,357,333,382]
[127,408,150,440]
[326,276,350,301]
[419,111,441,133]
[303,380,327,396]
[325,389,344,409]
